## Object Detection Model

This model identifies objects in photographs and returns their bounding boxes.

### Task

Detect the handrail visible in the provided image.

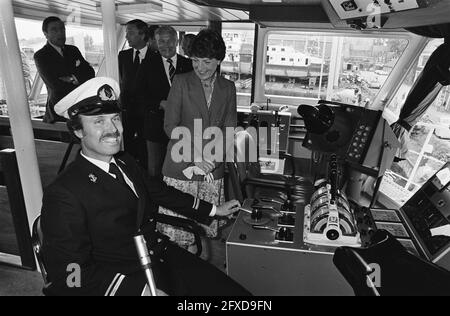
[0,116,68,134]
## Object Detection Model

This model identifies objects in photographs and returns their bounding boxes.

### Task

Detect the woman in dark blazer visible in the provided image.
[160,29,237,258]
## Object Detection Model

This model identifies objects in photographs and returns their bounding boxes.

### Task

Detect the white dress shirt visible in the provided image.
[81,152,138,197]
[133,45,149,64]
[48,41,64,57]
[161,54,178,86]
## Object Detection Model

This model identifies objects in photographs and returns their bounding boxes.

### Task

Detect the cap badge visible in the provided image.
[98,84,116,102]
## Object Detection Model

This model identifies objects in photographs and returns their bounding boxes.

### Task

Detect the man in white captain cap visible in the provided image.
[40,77,249,296]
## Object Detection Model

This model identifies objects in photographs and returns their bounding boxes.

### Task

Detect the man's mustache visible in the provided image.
[101,132,121,141]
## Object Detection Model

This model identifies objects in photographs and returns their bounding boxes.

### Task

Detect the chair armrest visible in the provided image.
[32,216,50,285]
[244,177,288,189]
[155,214,205,257]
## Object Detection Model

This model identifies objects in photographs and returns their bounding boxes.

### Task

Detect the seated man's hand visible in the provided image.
[215,200,241,217]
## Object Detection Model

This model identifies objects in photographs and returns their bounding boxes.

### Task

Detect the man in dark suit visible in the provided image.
[144,26,193,177]
[41,77,249,296]
[119,20,151,169]
[34,16,95,123]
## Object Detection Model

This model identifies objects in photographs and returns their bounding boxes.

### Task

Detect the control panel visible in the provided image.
[239,198,298,244]
[345,110,381,164]
[302,104,381,160]
[331,0,421,20]
[226,196,355,296]
[352,163,450,271]
[237,107,291,154]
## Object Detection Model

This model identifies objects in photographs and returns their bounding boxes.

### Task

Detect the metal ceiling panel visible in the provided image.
[12,0,249,25]
[189,0,322,10]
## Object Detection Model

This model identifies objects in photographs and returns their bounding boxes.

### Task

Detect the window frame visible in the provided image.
[252,28,425,110]
[221,22,257,108]
[379,38,450,208]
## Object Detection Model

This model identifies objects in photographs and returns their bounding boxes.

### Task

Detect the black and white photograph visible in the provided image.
[0,0,450,299]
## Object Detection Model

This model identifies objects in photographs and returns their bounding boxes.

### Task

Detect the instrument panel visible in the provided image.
[330,0,421,20]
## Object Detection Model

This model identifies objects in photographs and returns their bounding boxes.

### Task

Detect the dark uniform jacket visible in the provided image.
[142,53,193,143]
[34,44,95,123]
[118,48,151,165]
[41,152,213,296]
[118,48,151,132]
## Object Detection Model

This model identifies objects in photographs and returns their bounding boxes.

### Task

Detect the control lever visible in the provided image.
[252,204,283,216]
[237,207,253,215]
[252,225,279,233]
[260,198,284,205]
[256,197,295,212]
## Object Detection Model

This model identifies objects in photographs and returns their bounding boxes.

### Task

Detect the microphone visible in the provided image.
[134,235,158,296]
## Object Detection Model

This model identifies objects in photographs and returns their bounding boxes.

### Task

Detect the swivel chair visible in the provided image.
[333,230,450,296]
[31,213,206,294]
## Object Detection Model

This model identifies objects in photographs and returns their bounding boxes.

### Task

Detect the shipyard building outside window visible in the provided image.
[263,32,408,107]
[221,23,255,107]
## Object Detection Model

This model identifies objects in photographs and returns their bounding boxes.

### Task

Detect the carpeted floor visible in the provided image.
[0,264,44,296]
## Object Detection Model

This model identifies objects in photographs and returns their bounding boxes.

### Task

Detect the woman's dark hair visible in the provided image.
[190,29,226,61]
[42,16,63,33]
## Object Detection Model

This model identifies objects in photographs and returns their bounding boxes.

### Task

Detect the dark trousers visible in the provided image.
[153,243,251,296]
[147,141,167,177]
[123,112,147,170]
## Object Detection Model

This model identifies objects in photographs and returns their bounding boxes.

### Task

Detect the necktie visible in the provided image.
[60,46,65,57]
[134,50,140,68]
[109,163,128,188]
[167,58,176,83]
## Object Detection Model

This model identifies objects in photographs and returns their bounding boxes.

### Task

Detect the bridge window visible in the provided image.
[263,32,408,106]
[381,38,449,206]
[221,23,255,108]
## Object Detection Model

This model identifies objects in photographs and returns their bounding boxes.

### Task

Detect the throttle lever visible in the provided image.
[252,225,279,233]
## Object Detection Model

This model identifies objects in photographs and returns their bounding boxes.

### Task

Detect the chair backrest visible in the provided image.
[234,130,262,182]
[226,130,261,202]
[334,230,450,296]
[32,215,49,285]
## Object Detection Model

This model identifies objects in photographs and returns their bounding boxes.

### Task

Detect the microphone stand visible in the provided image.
[134,234,158,296]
